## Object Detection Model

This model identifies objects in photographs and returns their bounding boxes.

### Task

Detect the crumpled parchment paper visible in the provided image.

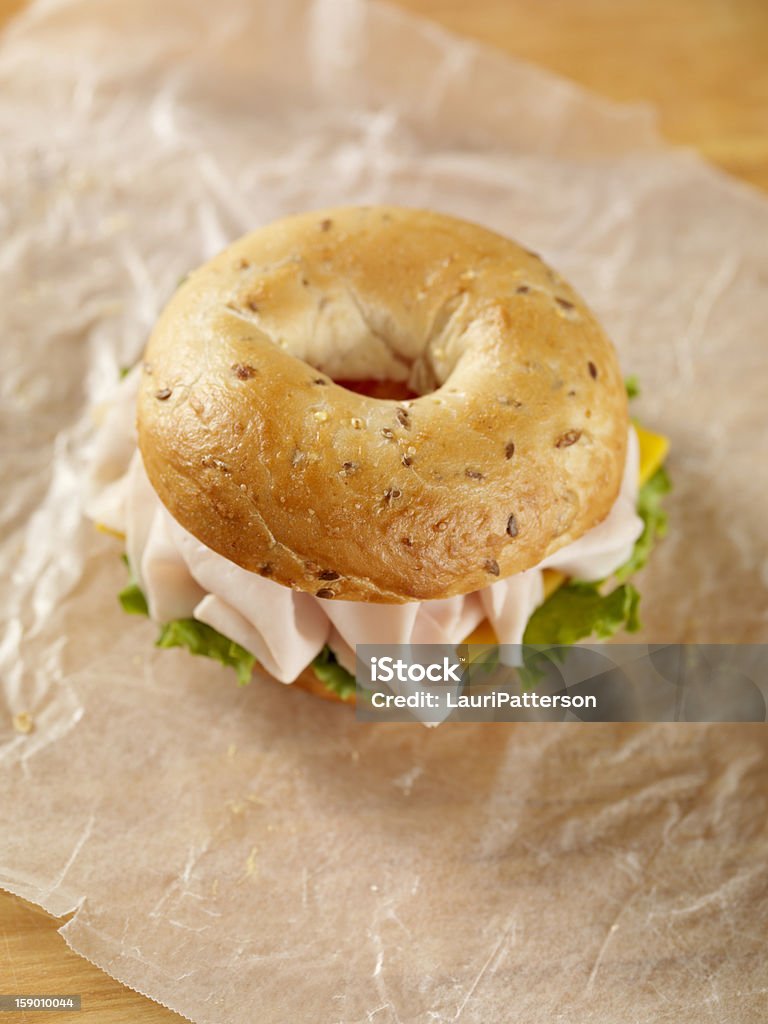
[1,1,767,1021]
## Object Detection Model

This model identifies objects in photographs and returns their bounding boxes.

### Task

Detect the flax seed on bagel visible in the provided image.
[137,206,628,602]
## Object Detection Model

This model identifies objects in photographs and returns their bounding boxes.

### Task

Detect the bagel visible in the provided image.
[137,206,628,603]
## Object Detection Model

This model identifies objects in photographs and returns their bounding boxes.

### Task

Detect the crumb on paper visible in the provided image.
[244,846,259,878]
[12,711,34,734]
[393,766,423,796]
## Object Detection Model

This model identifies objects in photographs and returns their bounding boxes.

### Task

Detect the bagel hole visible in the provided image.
[332,378,420,401]
[299,292,464,399]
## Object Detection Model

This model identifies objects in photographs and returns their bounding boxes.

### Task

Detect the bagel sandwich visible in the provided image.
[86,207,670,702]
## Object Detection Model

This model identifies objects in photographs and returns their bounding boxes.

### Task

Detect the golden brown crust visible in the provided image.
[137,206,628,602]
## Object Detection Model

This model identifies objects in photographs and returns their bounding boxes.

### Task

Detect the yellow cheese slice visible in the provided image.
[635,420,670,487]
[463,422,669,645]
[95,522,126,541]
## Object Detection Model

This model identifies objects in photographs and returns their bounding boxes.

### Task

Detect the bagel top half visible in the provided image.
[137,206,628,603]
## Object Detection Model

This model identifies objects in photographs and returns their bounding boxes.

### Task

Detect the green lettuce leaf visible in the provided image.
[625,375,641,399]
[118,556,256,684]
[118,580,149,616]
[311,646,357,701]
[467,645,499,674]
[523,580,641,645]
[118,554,149,616]
[517,646,568,691]
[615,466,671,582]
[156,618,256,686]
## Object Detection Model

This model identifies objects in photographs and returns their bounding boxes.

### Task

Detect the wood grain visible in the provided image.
[0,893,184,1022]
[0,0,765,1022]
[390,0,768,191]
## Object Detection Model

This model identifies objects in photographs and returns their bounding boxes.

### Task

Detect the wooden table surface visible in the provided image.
[0,1,766,1022]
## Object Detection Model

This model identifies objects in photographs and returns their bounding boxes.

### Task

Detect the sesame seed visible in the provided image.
[12,711,33,734]
[555,296,575,313]
[201,455,230,473]
[555,430,582,448]
[232,363,257,380]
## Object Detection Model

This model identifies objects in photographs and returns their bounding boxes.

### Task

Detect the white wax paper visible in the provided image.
[1,1,767,1022]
